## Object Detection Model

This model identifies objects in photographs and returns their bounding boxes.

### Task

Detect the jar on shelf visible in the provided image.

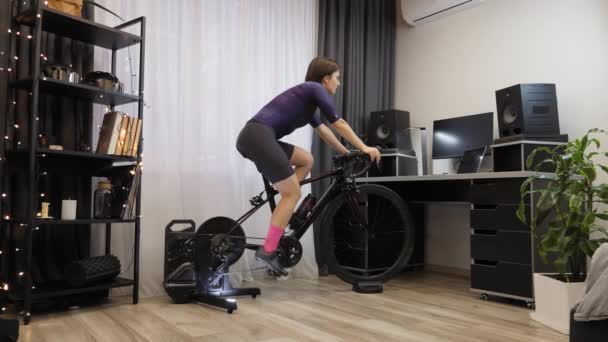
[94,181,113,219]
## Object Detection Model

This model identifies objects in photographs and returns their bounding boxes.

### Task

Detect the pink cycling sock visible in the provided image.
[263,224,284,253]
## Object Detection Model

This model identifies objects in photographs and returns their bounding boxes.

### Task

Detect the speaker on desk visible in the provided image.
[367,110,411,149]
[495,83,560,138]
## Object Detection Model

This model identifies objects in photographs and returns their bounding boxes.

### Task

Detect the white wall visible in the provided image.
[395,0,608,270]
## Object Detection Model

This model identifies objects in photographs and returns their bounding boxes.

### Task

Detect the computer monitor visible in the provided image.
[432,112,494,159]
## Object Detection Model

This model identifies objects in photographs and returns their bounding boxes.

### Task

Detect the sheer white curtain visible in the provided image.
[92,0,319,297]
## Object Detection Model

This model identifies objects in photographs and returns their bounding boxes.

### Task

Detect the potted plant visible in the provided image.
[517,129,608,334]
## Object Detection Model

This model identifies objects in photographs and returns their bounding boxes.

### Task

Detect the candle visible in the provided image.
[61,200,77,220]
[41,202,50,218]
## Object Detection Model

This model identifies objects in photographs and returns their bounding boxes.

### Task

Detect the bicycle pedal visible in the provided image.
[266,269,279,277]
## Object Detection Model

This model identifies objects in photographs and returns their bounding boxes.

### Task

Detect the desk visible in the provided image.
[358,171,554,304]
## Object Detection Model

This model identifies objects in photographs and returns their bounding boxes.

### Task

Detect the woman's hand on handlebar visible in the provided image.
[362,146,381,163]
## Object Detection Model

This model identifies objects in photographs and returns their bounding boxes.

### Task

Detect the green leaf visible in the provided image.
[595,213,608,221]
[590,225,608,235]
[583,212,596,226]
[517,202,527,223]
[588,128,608,135]
[600,165,608,175]
[526,147,556,170]
[580,166,597,183]
[581,135,589,151]
[569,194,584,212]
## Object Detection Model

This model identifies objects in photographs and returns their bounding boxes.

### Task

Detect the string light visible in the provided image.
[2,193,6,197]
[4,215,9,220]
[2,284,7,291]
[18,272,23,277]
[14,124,19,129]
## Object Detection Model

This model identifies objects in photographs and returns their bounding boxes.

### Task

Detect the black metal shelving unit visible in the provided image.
[1,2,145,325]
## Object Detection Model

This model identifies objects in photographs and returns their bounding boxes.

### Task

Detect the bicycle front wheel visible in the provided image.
[320,184,414,284]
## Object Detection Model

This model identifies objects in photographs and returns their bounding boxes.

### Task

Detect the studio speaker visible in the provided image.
[367,110,411,149]
[495,83,560,138]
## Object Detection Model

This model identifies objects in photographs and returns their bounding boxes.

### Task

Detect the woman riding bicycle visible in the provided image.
[236,57,381,276]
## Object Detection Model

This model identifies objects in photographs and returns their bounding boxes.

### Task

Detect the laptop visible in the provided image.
[457,146,487,174]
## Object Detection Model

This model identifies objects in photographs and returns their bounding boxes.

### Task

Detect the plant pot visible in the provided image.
[46,0,83,17]
[531,273,586,335]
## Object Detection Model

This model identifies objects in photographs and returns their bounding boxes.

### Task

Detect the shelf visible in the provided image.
[10,78,141,106]
[35,218,136,225]
[3,218,136,226]
[10,277,134,300]
[9,148,137,162]
[16,7,141,50]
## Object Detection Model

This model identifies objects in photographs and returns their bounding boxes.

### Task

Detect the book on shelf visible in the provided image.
[96,111,122,155]
[121,164,141,220]
[122,116,134,156]
[114,115,130,155]
[130,118,142,157]
[96,112,142,157]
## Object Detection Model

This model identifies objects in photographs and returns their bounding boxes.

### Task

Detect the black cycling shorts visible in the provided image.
[236,121,295,183]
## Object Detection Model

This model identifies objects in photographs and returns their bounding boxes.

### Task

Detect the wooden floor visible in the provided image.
[16,272,567,342]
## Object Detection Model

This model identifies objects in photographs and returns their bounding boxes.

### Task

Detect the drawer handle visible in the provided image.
[473,229,497,236]
[474,260,498,267]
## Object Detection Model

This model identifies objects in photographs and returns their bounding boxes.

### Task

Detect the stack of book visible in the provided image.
[96,111,142,157]
[121,164,141,220]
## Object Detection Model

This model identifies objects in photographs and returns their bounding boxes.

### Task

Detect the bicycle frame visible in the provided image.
[232,167,354,241]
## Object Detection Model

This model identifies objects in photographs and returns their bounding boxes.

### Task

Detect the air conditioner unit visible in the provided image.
[401,0,484,26]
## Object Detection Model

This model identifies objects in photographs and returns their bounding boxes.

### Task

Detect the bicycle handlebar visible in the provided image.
[332,147,382,178]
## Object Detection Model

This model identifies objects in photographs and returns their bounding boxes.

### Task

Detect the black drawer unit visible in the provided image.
[471,231,531,264]
[469,178,540,304]
[471,262,533,299]
[470,179,527,205]
[470,205,530,231]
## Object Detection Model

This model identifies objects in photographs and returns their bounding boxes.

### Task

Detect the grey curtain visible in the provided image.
[312,0,396,274]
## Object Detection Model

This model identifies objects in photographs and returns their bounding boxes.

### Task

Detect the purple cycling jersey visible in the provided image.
[249,81,341,139]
